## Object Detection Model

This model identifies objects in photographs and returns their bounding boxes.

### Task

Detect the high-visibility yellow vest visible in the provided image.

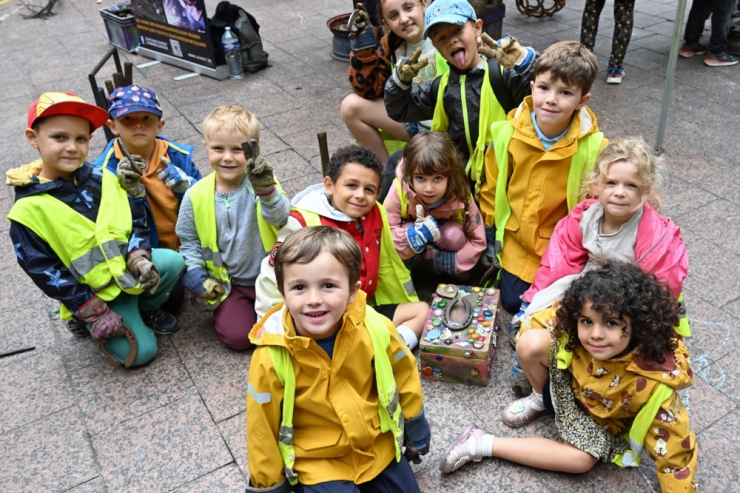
[188,173,281,304]
[556,338,674,468]
[489,120,604,271]
[297,206,418,305]
[8,169,143,317]
[267,305,404,486]
[431,61,506,199]
[393,178,465,225]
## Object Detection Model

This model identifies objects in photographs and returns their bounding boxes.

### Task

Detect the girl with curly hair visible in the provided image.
[383,131,485,279]
[439,262,697,492]
[507,137,689,396]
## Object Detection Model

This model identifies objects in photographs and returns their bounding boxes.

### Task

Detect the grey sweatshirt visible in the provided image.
[176,174,290,297]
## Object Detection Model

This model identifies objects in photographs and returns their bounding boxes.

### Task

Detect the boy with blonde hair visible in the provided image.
[8,92,184,367]
[176,105,289,350]
[247,226,429,493]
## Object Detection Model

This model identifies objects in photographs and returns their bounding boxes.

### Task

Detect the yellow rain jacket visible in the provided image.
[246,290,423,488]
[479,97,607,283]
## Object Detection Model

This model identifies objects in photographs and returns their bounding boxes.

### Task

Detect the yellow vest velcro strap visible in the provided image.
[278,425,294,444]
[675,293,691,337]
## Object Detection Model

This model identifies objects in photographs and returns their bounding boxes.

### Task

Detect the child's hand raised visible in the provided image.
[478,34,528,69]
[347,3,371,39]
[396,48,429,84]
[242,139,275,196]
[116,139,146,198]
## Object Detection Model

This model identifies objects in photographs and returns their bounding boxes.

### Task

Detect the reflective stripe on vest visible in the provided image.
[489,120,603,271]
[267,305,403,485]
[296,207,417,305]
[393,178,465,225]
[431,61,506,199]
[556,337,674,468]
[7,169,142,303]
[189,173,281,304]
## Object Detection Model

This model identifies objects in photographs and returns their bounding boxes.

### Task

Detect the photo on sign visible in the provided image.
[132,0,166,24]
[163,0,206,32]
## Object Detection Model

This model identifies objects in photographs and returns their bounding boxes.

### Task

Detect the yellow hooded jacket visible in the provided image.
[479,96,607,283]
[246,290,424,488]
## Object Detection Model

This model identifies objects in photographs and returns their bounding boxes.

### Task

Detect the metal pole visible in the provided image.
[655,0,688,155]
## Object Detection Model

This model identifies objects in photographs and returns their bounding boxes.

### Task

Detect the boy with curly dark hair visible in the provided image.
[255,144,429,349]
[440,262,697,493]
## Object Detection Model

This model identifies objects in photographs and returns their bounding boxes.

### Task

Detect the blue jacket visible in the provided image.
[91,135,202,247]
[8,162,151,314]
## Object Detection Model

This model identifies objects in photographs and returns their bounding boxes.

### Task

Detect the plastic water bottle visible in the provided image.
[222,27,244,80]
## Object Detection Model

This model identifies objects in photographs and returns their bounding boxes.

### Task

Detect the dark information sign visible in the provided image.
[132,0,217,68]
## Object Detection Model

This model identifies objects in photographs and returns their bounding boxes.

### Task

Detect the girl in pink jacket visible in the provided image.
[383,131,486,279]
[509,137,689,396]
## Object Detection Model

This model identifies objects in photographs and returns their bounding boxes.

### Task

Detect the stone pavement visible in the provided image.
[1,0,739,491]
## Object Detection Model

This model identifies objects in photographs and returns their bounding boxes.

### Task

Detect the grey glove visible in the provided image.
[242,139,275,196]
[116,154,146,198]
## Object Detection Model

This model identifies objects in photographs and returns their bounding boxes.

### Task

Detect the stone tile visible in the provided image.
[218,412,249,478]
[659,173,716,220]
[682,240,740,308]
[171,464,247,493]
[262,106,335,138]
[0,347,74,434]
[183,346,251,423]
[280,123,354,161]
[65,477,106,492]
[679,373,739,435]
[281,172,323,198]
[695,409,740,490]
[92,393,233,493]
[71,337,196,436]
[679,201,740,259]
[169,301,224,362]
[682,299,740,372]
[704,353,740,408]
[0,407,98,492]
[268,149,321,181]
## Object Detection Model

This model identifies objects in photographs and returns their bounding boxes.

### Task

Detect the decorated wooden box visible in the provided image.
[419,284,499,386]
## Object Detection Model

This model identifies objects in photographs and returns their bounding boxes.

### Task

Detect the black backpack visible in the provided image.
[209,1,269,73]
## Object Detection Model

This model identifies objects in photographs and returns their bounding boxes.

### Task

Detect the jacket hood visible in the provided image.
[625,339,693,391]
[249,290,369,350]
[292,182,354,223]
[5,159,89,200]
[510,96,599,150]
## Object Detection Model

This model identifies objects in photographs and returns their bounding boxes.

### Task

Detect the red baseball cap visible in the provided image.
[27,92,109,130]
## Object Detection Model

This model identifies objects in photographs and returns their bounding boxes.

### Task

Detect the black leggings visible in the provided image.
[580,0,636,70]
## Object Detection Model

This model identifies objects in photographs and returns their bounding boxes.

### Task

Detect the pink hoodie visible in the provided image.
[383,159,486,275]
[523,199,688,302]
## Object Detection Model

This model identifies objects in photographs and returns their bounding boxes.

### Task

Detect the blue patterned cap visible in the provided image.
[108,85,163,119]
[423,0,477,39]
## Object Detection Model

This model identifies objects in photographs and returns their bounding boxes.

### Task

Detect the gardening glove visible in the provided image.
[395,48,429,84]
[348,3,375,51]
[127,250,160,294]
[404,408,431,464]
[199,278,225,301]
[157,157,193,195]
[406,204,441,253]
[479,225,501,285]
[78,296,125,340]
[116,154,146,198]
[510,300,530,333]
[242,139,275,196]
[479,34,533,72]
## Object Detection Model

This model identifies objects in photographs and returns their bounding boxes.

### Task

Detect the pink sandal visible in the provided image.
[439,423,486,473]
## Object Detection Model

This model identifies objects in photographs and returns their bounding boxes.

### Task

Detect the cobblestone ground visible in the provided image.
[0,0,738,491]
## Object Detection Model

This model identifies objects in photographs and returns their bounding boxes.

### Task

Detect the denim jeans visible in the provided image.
[684,0,734,52]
